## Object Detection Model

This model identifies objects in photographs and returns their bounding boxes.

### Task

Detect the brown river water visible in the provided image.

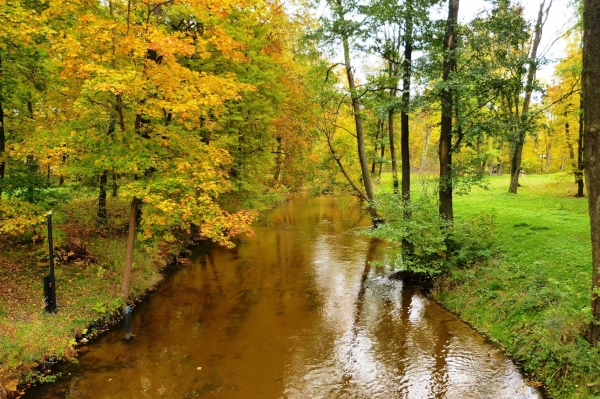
[24,195,542,399]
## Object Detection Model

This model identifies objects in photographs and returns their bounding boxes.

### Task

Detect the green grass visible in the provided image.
[379,172,599,398]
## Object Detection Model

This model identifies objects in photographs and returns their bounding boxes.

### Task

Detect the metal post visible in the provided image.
[124,306,132,340]
[44,211,57,313]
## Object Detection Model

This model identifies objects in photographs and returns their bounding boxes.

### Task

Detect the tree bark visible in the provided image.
[583,0,600,345]
[120,196,139,300]
[401,1,413,200]
[577,97,585,197]
[439,0,459,222]
[509,0,549,193]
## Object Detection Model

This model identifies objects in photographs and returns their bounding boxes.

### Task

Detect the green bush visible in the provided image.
[369,193,496,278]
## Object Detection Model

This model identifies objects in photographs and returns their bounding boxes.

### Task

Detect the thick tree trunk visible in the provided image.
[439,0,459,222]
[509,1,548,193]
[583,0,600,345]
[98,171,108,226]
[121,196,139,300]
[401,2,413,200]
[577,98,585,197]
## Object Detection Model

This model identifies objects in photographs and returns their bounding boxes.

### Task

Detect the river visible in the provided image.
[24,195,542,398]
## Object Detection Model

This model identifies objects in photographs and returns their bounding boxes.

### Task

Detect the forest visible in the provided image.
[1,0,600,397]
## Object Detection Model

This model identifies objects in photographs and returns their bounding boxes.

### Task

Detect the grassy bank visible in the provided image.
[380,172,599,398]
[0,194,179,398]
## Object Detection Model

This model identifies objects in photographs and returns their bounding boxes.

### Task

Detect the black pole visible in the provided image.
[44,211,57,313]
[124,306,132,340]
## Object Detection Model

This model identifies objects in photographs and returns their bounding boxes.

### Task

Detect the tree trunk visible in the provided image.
[112,170,118,197]
[421,126,431,173]
[388,60,399,194]
[577,98,585,197]
[545,141,552,172]
[325,129,369,202]
[439,0,459,222]
[378,142,385,181]
[509,0,548,193]
[98,171,108,227]
[0,54,4,200]
[583,0,600,345]
[372,120,381,175]
[121,196,139,300]
[401,1,413,200]
[0,98,5,201]
[336,0,377,222]
[389,108,398,192]
[274,136,283,184]
[566,120,579,177]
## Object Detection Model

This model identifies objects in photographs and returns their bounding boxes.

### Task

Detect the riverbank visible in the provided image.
[0,195,186,398]
[399,173,599,398]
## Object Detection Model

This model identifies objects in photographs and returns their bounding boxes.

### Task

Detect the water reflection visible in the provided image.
[24,196,541,399]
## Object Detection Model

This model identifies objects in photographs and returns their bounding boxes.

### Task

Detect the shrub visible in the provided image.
[369,192,496,279]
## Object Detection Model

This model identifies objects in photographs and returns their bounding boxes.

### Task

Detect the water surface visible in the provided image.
[25,195,541,398]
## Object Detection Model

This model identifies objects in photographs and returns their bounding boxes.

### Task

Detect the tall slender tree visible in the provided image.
[438,0,459,222]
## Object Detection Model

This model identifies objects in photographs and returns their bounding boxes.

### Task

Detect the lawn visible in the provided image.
[379,172,599,398]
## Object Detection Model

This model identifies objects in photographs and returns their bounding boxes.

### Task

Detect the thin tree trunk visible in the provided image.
[389,107,398,192]
[121,196,139,300]
[566,120,579,176]
[335,0,377,222]
[378,143,385,180]
[421,126,431,173]
[372,120,381,175]
[274,136,283,183]
[112,170,118,197]
[439,0,459,222]
[401,1,413,200]
[577,97,585,197]
[0,54,4,200]
[583,0,600,345]
[545,140,552,172]
[98,171,108,226]
[325,129,369,202]
[509,0,550,193]
[0,99,5,200]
